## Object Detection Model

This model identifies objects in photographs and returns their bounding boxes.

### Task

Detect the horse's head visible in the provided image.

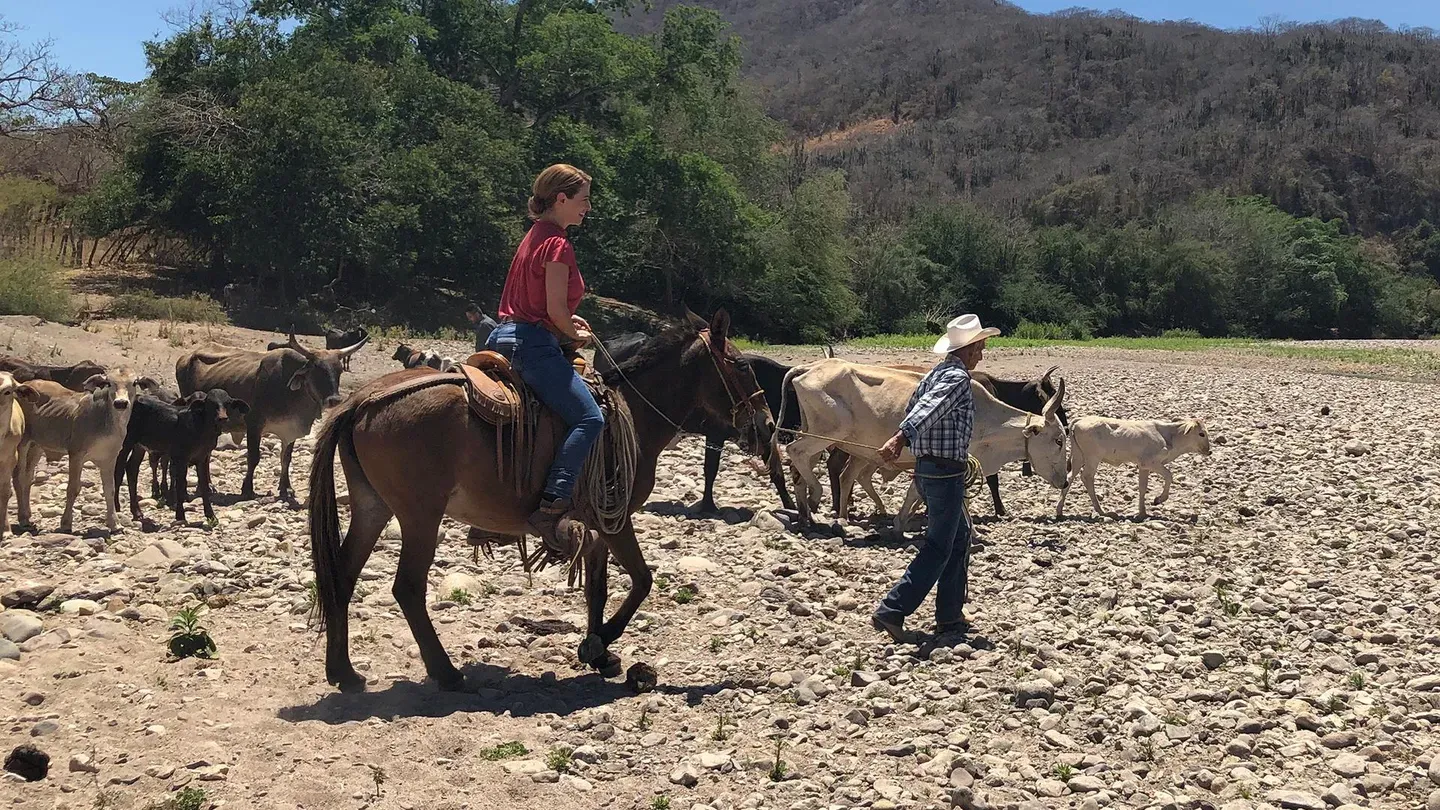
[683,308,775,460]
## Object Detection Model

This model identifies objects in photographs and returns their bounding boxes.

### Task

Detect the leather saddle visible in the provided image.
[459,349,592,427]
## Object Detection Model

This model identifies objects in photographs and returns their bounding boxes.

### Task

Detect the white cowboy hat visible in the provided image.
[932,314,1001,355]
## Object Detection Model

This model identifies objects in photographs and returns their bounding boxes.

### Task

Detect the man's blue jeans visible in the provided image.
[487,322,604,501]
[875,457,973,626]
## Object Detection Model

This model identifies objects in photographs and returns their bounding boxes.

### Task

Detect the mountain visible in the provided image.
[620,1,1440,234]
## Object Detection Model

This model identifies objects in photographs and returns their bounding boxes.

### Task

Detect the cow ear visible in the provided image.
[708,309,731,348]
[1023,421,1042,437]
[16,383,40,402]
[83,374,109,391]
[287,369,306,391]
[230,398,250,415]
[188,392,208,410]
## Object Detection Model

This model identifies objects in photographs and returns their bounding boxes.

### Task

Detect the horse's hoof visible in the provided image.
[434,670,467,692]
[331,671,367,693]
[596,652,622,678]
[578,633,607,666]
[625,662,658,694]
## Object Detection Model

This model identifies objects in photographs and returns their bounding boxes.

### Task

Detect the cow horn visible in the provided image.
[286,326,316,360]
[1042,376,1066,421]
[338,332,369,357]
[1041,365,1058,389]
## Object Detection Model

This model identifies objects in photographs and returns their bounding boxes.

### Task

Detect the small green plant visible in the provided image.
[483,581,499,596]
[712,709,732,741]
[769,737,788,781]
[1327,694,1346,715]
[652,797,671,810]
[637,704,652,731]
[1215,585,1242,617]
[1259,657,1275,691]
[674,585,696,604]
[480,741,528,761]
[1163,713,1184,725]
[167,606,217,660]
[366,764,386,799]
[546,746,573,773]
[655,574,671,592]
[1137,735,1156,762]
[170,787,208,810]
[832,664,851,678]
[709,636,727,653]
[1054,762,1075,780]
[204,515,218,529]
[1348,671,1366,689]
[448,588,473,606]
[1236,783,1254,799]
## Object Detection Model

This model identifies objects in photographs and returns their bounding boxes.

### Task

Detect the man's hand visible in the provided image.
[572,314,592,332]
[878,431,906,465]
[573,328,594,349]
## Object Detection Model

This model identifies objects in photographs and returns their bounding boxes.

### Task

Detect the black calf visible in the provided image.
[114,390,250,524]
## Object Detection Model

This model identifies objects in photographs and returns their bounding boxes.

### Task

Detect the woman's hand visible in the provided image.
[572,328,593,348]
[571,314,592,332]
[878,431,907,465]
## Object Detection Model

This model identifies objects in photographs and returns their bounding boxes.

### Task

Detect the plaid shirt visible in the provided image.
[899,357,974,463]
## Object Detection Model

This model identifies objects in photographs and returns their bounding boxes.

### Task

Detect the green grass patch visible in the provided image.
[0,256,74,321]
[480,741,528,761]
[110,291,228,324]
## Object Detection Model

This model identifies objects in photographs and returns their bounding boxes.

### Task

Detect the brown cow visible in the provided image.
[15,368,143,533]
[176,330,366,500]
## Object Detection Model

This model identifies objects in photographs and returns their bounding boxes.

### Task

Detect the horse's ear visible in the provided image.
[683,305,708,332]
[708,309,731,345]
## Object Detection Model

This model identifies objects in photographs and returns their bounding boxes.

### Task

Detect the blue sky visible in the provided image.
[6,0,1439,82]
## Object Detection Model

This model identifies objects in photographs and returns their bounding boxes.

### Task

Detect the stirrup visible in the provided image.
[526,497,580,560]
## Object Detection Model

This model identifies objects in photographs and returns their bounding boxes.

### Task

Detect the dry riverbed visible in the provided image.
[1,317,1438,810]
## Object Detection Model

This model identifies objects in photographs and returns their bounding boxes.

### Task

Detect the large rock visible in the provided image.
[126,540,190,569]
[1408,675,1440,692]
[1428,751,1440,787]
[676,556,719,574]
[1015,679,1055,708]
[1265,790,1326,810]
[438,572,484,599]
[669,762,699,786]
[1331,753,1366,777]
[0,639,19,661]
[1,582,55,609]
[1,612,43,644]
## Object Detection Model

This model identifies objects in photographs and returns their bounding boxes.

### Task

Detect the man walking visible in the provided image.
[466,302,498,353]
[873,314,999,643]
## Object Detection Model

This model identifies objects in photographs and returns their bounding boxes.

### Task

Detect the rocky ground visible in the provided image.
[2,317,1439,810]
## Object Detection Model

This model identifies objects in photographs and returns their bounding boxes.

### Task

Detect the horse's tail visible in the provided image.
[307,399,359,633]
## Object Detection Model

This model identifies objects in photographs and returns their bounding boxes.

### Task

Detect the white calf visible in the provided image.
[1058,416,1212,519]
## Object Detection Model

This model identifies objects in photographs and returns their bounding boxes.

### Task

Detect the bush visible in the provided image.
[892,313,932,335]
[1159,328,1203,339]
[1011,320,1091,341]
[111,291,228,324]
[0,257,74,321]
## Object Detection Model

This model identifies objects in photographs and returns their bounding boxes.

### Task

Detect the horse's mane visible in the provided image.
[599,322,699,387]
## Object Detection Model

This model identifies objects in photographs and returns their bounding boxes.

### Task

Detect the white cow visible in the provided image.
[780,359,1068,531]
[0,372,27,538]
[1057,416,1212,519]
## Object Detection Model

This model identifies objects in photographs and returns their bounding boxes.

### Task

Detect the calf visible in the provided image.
[15,369,141,533]
[326,327,368,371]
[0,373,26,538]
[0,356,107,391]
[115,389,250,523]
[1058,416,1212,519]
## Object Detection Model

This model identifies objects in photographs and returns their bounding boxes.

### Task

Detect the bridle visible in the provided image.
[697,328,767,429]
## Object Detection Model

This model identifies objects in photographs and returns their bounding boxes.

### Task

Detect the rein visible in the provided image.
[591,329,765,434]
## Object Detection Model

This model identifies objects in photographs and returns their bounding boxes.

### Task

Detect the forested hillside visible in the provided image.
[624,1,1440,232]
[5,2,1440,341]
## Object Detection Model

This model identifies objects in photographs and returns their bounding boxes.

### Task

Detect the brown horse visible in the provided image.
[308,310,773,692]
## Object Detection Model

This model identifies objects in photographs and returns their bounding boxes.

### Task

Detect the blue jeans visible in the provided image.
[487,322,604,501]
[876,457,973,626]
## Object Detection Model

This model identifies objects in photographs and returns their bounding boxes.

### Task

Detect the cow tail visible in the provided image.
[307,401,357,634]
[777,365,806,445]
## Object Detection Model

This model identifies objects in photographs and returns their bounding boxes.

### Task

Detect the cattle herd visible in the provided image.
[0,324,1211,544]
